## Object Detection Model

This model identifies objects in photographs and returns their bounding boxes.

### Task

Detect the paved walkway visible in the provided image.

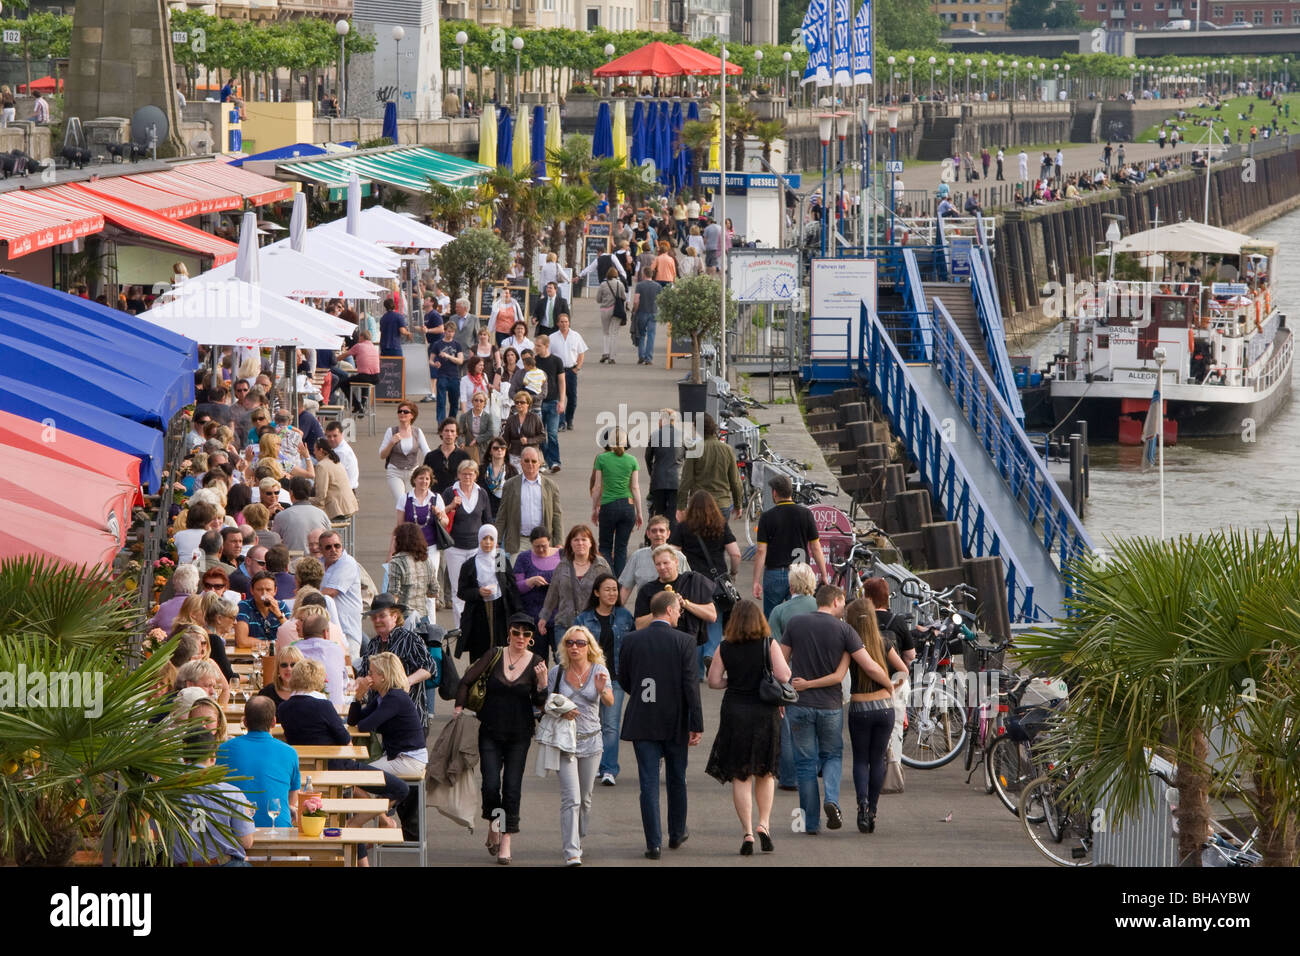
[346,292,1045,866]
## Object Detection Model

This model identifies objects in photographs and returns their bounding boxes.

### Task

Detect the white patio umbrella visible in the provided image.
[316,205,455,250]
[198,248,385,300]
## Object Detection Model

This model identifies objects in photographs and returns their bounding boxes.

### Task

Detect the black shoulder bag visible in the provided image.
[758,635,799,706]
[694,532,740,619]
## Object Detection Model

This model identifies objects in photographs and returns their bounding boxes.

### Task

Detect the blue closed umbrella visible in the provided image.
[632,100,647,167]
[382,101,398,143]
[496,107,513,170]
[594,101,614,160]
[531,104,547,180]
[670,101,685,195]
[657,101,672,188]
[684,101,701,189]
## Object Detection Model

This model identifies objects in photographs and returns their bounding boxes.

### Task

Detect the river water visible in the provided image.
[1017,209,1300,545]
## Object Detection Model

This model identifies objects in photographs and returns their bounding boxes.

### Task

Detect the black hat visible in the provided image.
[507,611,536,631]
[367,593,407,615]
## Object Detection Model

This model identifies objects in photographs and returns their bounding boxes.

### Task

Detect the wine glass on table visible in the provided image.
[267,797,282,830]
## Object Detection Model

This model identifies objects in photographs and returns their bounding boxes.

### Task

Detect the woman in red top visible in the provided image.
[341,331,380,413]
[491,288,521,348]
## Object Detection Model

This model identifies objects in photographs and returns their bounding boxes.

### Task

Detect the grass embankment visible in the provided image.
[1134,93,1300,147]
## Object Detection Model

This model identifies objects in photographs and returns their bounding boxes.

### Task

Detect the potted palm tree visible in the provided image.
[656,273,736,416]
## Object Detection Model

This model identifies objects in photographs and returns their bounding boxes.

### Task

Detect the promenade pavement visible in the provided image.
[345,292,1045,866]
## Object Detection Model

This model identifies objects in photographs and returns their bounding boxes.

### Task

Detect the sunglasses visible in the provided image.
[279,662,294,670]
[235,386,249,393]
[321,543,343,551]
[509,627,534,638]
[398,409,413,415]
[564,640,589,648]
[202,581,225,590]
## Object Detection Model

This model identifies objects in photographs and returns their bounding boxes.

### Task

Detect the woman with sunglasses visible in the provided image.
[379,402,431,511]
[546,625,614,866]
[455,611,549,864]
[575,573,634,786]
[501,391,544,471]
[456,524,520,661]
[256,644,305,712]
[479,438,517,520]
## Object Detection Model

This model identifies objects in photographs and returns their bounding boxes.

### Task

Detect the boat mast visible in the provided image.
[1203,119,1215,227]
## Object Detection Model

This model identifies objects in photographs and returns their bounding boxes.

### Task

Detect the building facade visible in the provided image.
[934,0,1011,32]
[730,0,777,43]
[1076,0,1300,29]
[686,0,730,39]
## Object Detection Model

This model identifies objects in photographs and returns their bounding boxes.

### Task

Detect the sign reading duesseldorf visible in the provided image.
[697,172,802,190]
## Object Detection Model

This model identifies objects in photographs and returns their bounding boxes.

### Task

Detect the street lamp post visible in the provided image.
[391,25,404,110]
[907,56,915,100]
[604,43,615,97]
[836,109,850,252]
[456,30,467,118]
[888,107,900,239]
[887,55,895,103]
[862,103,874,246]
[335,19,349,115]
[754,48,763,97]
[928,56,936,99]
[1011,60,1018,101]
[1064,63,1070,98]
[964,58,971,99]
[997,60,1004,100]
[783,50,792,101]
[980,59,987,96]
[512,36,524,114]
[947,58,955,101]
[1038,62,1046,100]
[818,112,833,256]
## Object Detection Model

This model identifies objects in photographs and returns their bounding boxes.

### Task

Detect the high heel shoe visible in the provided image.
[857,805,870,834]
[756,826,774,853]
[486,831,500,856]
[867,811,877,833]
[740,834,754,856]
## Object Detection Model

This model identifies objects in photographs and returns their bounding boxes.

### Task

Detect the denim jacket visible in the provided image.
[575,606,635,682]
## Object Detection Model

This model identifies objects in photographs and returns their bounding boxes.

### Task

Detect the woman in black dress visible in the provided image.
[669,490,741,678]
[454,611,548,864]
[705,599,791,856]
[457,524,520,660]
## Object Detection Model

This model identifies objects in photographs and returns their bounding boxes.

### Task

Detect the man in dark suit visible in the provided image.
[618,590,703,859]
[530,281,570,334]
[495,447,563,554]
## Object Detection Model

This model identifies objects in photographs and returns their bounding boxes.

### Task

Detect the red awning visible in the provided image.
[0,496,122,569]
[593,42,743,77]
[0,190,104,258]
[173,161,294,206]
[46,184,237,264]
[18,76,62,93]
[81,175,201,219]
[0,442,137,548]
[0,409,143,504]
[126,169,242,214]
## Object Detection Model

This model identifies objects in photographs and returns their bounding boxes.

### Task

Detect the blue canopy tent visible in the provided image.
[0,311,194,419]
[684,101,701,189]
[531,105,547,180]
[0,333,179,428]
[0,275,197,366]
[0,376,166,490]
[657,101,672,188]
[593,102,614,160]
[230,143,328,167]
[382,102,398,143]
[631,101,647,167]
[496,107,513,170]
[670,101,685,195]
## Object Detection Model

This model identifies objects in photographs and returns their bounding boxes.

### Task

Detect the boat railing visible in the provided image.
[1250,331,1292,393]
[898,215,995,247]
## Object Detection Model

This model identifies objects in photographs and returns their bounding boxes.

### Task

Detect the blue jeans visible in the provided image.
[779,710,797,787]
[599,684,626,777]
[632,738,689,850]
[698,614,722,679]
[787,704,844,833]
[762,566,791,619]
[563,368,578,428]
[636,314,657,363]
[436,379,459,422]
[598,498,635,578]
[541,399,561,467]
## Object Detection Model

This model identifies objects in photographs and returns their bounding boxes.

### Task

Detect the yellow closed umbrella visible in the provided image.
[613,100,628,165]
[546,103,562,180]
[513,110,530,175]
[709,111,720,172]
[478,108,497,169]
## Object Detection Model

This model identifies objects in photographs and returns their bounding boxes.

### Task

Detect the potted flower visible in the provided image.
[656,273,736,416]
[298,791,327,837]
[614,82,636,97]
[569,81,593,96]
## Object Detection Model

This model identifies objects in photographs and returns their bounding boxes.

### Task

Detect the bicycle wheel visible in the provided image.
[1019,776,1094,867]
[962,714,983,772]
[743,492,763,548]
[899,679,967,769]
[988,737,1038,818]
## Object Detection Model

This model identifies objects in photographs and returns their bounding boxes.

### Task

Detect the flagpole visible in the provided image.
[1156,347,1166,539]
[720,46,728,388]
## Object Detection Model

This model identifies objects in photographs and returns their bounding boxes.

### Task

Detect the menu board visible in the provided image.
[376,355,405,402]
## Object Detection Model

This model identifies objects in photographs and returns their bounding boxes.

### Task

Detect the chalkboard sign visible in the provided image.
[377,355,405,402]
[584,234,610,273]
[586,220,612,238]
[507,285,530,318]
[476,281,505,318]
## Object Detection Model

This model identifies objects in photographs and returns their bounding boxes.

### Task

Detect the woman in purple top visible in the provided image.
[512,527,560,622]
[395,465,448,578]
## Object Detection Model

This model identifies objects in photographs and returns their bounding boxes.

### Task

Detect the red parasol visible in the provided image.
[594,41,743,77]
[0,442,139,549]
[0,409,143,505]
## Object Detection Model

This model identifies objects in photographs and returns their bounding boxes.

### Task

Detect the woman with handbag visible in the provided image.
[705,599,792,855]
[546,625,614,866]
[479,438,518,520]
[457,389,499,463]
[456,524,520,661]
[575,573,634,786]
[594,266,628,365]
[669,491,741,679]
[454,611,548,863]
[842,597,907,834]
[393,465,450,580]
[378,402,431,510]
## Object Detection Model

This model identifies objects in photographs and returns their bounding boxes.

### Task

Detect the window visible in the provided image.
[1213,4,1223,13]
[1294,9,1300,22]
[1252,9,1262,22]
[654,0,661,17]
[988,10,1005,20]
[1132,2,1141,8]
[1232,10,1243,20]
[1274,9,1282,22]
[1154,1,1164,8]
[587,7,599,27]
[1097,2,1106,8]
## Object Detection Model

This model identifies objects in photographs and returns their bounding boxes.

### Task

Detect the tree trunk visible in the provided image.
[691,332,701,383]
[1174,725,1211,866]
[1255,772,1299,867]
[564,219,579,272]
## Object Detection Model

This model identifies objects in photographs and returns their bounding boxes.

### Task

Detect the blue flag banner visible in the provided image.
[801,0,830,87]
[833,0,851,88]
[852,0,872,86]
[1141,387,1161,470]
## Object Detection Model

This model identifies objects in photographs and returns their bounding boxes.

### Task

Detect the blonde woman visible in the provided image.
[547,625,614,866]
[255,644,304,712]
[187,694,230,741]
[350,651,428,779]
[237,355,262,388]
[589,427,642,578]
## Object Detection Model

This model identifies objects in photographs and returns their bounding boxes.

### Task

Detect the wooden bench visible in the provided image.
[295,744,372,769]
[299,770,385,795]
[248,827,405,867]
[372,767,430,868]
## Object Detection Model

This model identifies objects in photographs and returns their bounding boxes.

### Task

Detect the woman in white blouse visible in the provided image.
[378,401,432,510]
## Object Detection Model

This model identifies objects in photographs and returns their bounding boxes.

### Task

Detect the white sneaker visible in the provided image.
[599,773,616,787]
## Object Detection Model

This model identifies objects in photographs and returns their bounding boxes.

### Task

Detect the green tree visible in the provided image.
[547,182,600,271]
[436,227,513,302]
[655,274,736,384]
[0,11,70,91]
[547,133,594,185]
[1008,0,1080,30]
[478,165,535,249]
[677,119,716,199]
[421,181,478,235]
[754,119,787,167]
[877,0,943,50]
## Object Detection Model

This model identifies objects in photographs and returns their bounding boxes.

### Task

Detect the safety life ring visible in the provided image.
[1188,328,1195,353]
[1256,298,1263,333]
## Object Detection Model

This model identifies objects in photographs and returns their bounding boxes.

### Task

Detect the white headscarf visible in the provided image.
[475,524,501,599]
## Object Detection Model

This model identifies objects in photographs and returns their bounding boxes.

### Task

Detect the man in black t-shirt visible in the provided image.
[753,474,827,618]
[633,546,716,648]
[533,334,566,472]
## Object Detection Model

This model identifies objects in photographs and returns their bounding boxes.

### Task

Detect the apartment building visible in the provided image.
[933,0,1011,32]
[1078,0,1300,29]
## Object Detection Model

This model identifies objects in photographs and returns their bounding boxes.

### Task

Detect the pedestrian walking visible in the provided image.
[590,427,643,579]
[751,473,827,618]
[996,147,1005,181]
[576,573,635,786]
[705,599,791,855]
[842,598,906,834]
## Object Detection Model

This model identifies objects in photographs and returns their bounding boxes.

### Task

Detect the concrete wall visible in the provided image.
[241,101,315,154]
[309,116,481,157]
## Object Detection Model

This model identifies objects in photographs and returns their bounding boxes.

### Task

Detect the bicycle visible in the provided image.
[1018,767,1095,867]
[959,629,1012,775]
[984,674,1068,818]
[898,596,979,770]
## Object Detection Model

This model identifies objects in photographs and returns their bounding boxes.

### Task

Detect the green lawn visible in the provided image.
[1134,93,1300,147]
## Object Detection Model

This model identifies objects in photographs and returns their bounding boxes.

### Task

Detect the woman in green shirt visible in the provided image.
[590,428,643,579]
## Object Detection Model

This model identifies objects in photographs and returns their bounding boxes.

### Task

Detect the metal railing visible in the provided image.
[731,302,803,374]
[969,244,1025,423]
[930,299,1094,586]
[859,299,1044,622]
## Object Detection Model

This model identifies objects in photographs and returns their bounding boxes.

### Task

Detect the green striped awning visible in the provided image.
[276,146,490,199]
